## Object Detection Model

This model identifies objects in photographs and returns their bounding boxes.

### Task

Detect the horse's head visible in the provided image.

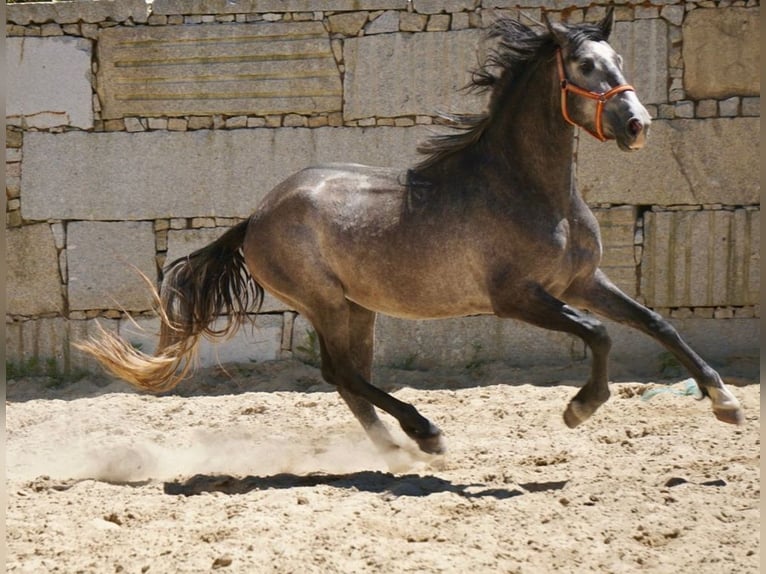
[545,8,651,151]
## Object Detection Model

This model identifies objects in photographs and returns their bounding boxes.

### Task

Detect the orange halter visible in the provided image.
[556,49,635,142]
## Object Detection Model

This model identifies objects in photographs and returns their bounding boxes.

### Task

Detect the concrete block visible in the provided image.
[117,314,283,367]
[602,316,759,380]
[578,118,760,206]
[152,0,408,15]
[593,206,638,297]
[343,30,488,120]
[67,221,157,311]
[97,22,341,119]
[6,224,64,316]
[641,209,759,308]
[22,127,430,220]
[6,37,93,130]
[683,8,760,99]
[7,0,149,25]
[611,20,668,105]
[373,315,582,369]
[6,317,120,376]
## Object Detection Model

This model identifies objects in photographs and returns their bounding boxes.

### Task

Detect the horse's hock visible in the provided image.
[6,1,760,379]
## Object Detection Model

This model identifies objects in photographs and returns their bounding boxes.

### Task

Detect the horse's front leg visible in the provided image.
[492,283,613,428]
[566,270,744,425]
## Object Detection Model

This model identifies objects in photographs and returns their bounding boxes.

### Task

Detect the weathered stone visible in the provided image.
[6,37,93,130]
[119,315,283,367]
[374,315,583,369]
[578,118,760,206]
[97,22,342,119]
[343,30,487,120]
[595,315,758,379]
[327,12,368,36]
[22,127,431,220]
[7,224,64,316]
[683,8,760,98]
[611,20,668,105]
[641,209,759,308]
[592,206,638,297]
[366,10,399,35]
[7,0,148,25]
[415,0,477,13]
[67,221,157,311]
[152,0,408,15]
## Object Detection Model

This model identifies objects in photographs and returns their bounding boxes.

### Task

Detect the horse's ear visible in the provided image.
[599,6,615,39]
[542,11,569,47]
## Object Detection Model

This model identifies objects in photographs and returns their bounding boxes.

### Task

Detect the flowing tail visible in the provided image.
[75,219,264,393]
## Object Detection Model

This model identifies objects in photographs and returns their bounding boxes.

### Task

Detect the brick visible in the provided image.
[22,127,430,220]
[641,209,759,307]
[578,118,760,206]
[6,37,93,129]
[7,224,64,315]
[683,8,760,98]
[67,221,157,311]
[343,30,487,120]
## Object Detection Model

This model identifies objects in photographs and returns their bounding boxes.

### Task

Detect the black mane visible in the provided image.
[414,17,611,171]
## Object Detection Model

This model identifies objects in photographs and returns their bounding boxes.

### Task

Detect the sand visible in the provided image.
[5,359,760,573]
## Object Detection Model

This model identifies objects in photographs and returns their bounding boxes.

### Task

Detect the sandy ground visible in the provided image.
[6,359,760,573]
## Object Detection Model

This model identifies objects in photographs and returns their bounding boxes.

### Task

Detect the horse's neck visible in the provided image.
[484,58,577,202]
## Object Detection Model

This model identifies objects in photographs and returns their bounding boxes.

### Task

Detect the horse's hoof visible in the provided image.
[714,405,745,425]
[414,431,446,455]
[563,401,589,429]
[709,387,745,425]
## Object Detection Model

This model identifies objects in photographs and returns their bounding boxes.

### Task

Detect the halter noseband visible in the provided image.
[556,49,635,142]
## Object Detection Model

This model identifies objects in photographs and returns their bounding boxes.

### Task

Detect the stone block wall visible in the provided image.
[5,0,760,380]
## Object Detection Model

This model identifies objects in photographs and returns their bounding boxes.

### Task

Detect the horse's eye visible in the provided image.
[579,59,595,74]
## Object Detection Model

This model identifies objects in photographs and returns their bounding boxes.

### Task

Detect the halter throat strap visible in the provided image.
[556,49,635,142]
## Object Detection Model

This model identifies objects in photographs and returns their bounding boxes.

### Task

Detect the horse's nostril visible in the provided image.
[628,118,642,137]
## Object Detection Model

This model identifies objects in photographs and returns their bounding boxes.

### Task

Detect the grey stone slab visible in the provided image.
[6,224,64,316]
[577,118,760,206]
[7,0,148,25]
[67,221,158,311]
[119,315,283,367]
[640,209,760,308]
[343,30,488,120]
[611,20,668,105]
[6,317,121,377]
[97,22,341,119]
[683,8,760,99]
[22,127,430,221]
[373,315,583,369]
[593,206,638,297]
[152,0,408,15]
[601,316,759,380]
[6,37,94,130]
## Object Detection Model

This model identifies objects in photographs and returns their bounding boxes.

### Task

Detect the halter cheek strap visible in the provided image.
[556,49,635,142]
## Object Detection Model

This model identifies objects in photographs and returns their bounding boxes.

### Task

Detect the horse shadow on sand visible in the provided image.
[162,470,568,499]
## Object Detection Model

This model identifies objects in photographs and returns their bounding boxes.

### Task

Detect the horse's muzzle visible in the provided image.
[624,116,649,150]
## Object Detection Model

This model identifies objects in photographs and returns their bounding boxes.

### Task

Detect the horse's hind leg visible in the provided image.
[566,270,744,425]
[310,301,445,455]
[334,303,400,455]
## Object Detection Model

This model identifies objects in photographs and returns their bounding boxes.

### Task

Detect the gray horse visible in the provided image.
[78,9,744,459]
